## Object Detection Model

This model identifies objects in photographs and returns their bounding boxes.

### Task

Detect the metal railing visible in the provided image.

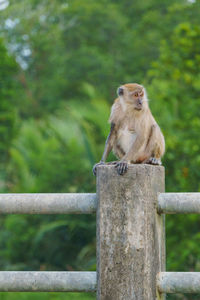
[1,165,200,298]
[0,193,97,293]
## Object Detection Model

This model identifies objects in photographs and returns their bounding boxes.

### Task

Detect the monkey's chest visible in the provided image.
[117,127,137,153]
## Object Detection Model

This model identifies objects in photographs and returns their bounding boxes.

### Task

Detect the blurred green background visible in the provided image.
[0,0,200,299]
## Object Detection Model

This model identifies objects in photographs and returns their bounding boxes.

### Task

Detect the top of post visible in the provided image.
[96,164,165,194]
[96,163,164,177]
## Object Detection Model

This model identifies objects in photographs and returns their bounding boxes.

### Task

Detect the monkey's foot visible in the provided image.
[93,162,105,176]
[146,157,162,165]
[115,161,128,175]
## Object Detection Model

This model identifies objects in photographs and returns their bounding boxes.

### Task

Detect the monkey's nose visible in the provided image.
[138,98,142,105]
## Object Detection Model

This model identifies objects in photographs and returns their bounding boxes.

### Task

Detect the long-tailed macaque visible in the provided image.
[93,83,165,175]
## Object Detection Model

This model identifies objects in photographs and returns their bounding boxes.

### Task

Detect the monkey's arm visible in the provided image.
[93,123,116,175]
[100,123,116,162]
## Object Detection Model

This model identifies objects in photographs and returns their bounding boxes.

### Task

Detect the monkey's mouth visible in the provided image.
[135,99,143,110]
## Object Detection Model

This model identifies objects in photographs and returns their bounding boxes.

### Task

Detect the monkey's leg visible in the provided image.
[93,123,116,176]
[143,125,163,165]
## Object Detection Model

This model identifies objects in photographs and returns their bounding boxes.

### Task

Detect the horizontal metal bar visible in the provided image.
[157,272,200,294]
[158,193,200,214]
[0,271,96,292]
[0,193,97,214]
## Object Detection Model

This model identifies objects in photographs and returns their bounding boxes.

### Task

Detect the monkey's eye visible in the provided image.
[134,92,138,97]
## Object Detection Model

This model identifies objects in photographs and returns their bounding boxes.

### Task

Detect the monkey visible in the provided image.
[93,83,165,176]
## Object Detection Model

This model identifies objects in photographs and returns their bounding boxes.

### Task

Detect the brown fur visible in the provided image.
[97,83,165,166]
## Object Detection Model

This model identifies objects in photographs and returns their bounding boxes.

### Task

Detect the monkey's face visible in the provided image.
[117,83,147,111]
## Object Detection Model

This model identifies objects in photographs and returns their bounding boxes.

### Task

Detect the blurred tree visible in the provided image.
[0,0,187,116]
[1,0,130,115]
[0,0,67,117]
[147,21,200,300]
[0,86,110,276]
[0,1,200,300]
[148,21,200,193]
[0,39,19,190]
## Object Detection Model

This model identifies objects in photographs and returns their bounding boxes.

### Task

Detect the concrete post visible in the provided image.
[96,164,165,300]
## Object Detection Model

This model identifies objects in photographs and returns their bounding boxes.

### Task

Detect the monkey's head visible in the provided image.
[117,83,148,111]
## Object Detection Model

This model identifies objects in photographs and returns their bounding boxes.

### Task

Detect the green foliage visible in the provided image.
[7,89,110,193]
[0,1,200,299]
[0,292,95,300]
[146,16,200,300]
[0,39,18,166]
[0,213,96,272]
[148,22,200,192]
[1,0,190,116]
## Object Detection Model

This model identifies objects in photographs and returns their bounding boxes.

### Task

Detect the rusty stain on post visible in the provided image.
[0,193,97,214]
[158,193,200,214]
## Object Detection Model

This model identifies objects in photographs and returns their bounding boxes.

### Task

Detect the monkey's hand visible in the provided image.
[92,161,105,176]
[115,160,128,175]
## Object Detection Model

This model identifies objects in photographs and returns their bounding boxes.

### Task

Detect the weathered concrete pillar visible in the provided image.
[96,164,165,300]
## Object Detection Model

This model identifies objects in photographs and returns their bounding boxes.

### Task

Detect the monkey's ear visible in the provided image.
[117,87,124,96]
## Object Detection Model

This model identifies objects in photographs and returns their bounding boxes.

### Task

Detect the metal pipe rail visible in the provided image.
[0,193,97,214]
[157,272,200,294]
[0,271,97,292]
[158,193,200,214]
[1,169,200,298]
[2,192,200,215]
